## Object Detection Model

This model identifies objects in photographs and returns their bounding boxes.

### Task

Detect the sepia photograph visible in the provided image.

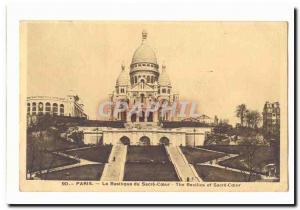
[19,21,288,192]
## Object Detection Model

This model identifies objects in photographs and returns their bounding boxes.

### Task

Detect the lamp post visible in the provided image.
[96,127,99,145]
[193,128,196,147]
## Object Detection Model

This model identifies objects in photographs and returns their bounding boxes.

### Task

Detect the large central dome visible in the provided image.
[131,43,157,65]
[131,30,158,65]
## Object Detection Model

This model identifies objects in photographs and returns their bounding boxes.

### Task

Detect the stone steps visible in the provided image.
[100,144,127,181]
[166,146,201,182]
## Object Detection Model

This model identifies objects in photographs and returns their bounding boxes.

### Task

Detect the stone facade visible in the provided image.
[27,95,87,118]
[81,126,211,146]
[25,31,214,146]
[79,30,212,146]
[262,101,280,135]
[109,30,179,123]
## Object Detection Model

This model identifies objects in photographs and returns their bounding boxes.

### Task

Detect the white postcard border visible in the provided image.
[6,0,295,204]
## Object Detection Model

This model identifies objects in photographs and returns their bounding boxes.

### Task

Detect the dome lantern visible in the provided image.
[142,30,147,42]
[131,30,158,68]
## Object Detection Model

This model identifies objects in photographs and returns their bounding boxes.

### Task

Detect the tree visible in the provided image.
[213,120,233,135]
[236,104,247,127]
[27,127,59,179]
[74,95,80,102]
[68,130,84,146]
[238,137,261,181]
[252,111,262,128]
[214,115,219,125]
[245,110,262,129]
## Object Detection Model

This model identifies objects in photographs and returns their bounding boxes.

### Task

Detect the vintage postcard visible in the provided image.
[19,21,288,192]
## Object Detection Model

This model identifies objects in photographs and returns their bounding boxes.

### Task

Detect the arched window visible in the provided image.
[140,79,145,89]
[60,104,64,116]
[53,103,58,115]
[45,102,51,115]
[140,94,145,103]
[162,88,166,94]
[147,112,153,122]
[120,136,130,145]
[131,113,136,122]
[38,102,43,115]
[27,103,30,115]
[146,75,150,83]
[139,136,150,146]
[159,137,170,145]
[167,89,170,94]
[119,102,127,120]
[134,76,137,83]
[151,76,154,83]
[32,102,36,115]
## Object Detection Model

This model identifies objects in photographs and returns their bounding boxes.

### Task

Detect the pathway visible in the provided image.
[194,147,228,154]
[63,145,97,152]
[29,151,99,178]
[100,144,127,181]
[166,146,201,182]
[197,150,272,180]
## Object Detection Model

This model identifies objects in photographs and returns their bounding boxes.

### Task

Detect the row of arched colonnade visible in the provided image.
[27,102,65,116]
[82,127,211,146]
[119,136,170,146]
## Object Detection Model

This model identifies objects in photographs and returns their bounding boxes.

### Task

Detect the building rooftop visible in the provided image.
[161,121,213,128]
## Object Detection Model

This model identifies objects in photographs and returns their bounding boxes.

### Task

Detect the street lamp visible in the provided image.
[96,127,99,145]
[193,128,196,147]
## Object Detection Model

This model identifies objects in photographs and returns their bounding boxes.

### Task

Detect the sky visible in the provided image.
[23,21,287,125]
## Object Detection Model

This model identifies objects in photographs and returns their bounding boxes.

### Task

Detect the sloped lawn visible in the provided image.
[218,146,276,175]
[124,145,179,181]
[124,162,179,181]
[38,164,105,180]
[27,152,79,172]
[126,146,169,162]
[64,145,112,163]
[180,147,226,164]
[48,138,82,152]
[194,165,261,182]
[200,145,244,154]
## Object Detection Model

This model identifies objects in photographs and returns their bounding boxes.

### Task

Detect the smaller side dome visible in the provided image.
[158,64,171,86]
[116,64,130,86]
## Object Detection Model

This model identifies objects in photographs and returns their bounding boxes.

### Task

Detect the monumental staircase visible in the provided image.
[100,144,127,181]
[166,146,202,182]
